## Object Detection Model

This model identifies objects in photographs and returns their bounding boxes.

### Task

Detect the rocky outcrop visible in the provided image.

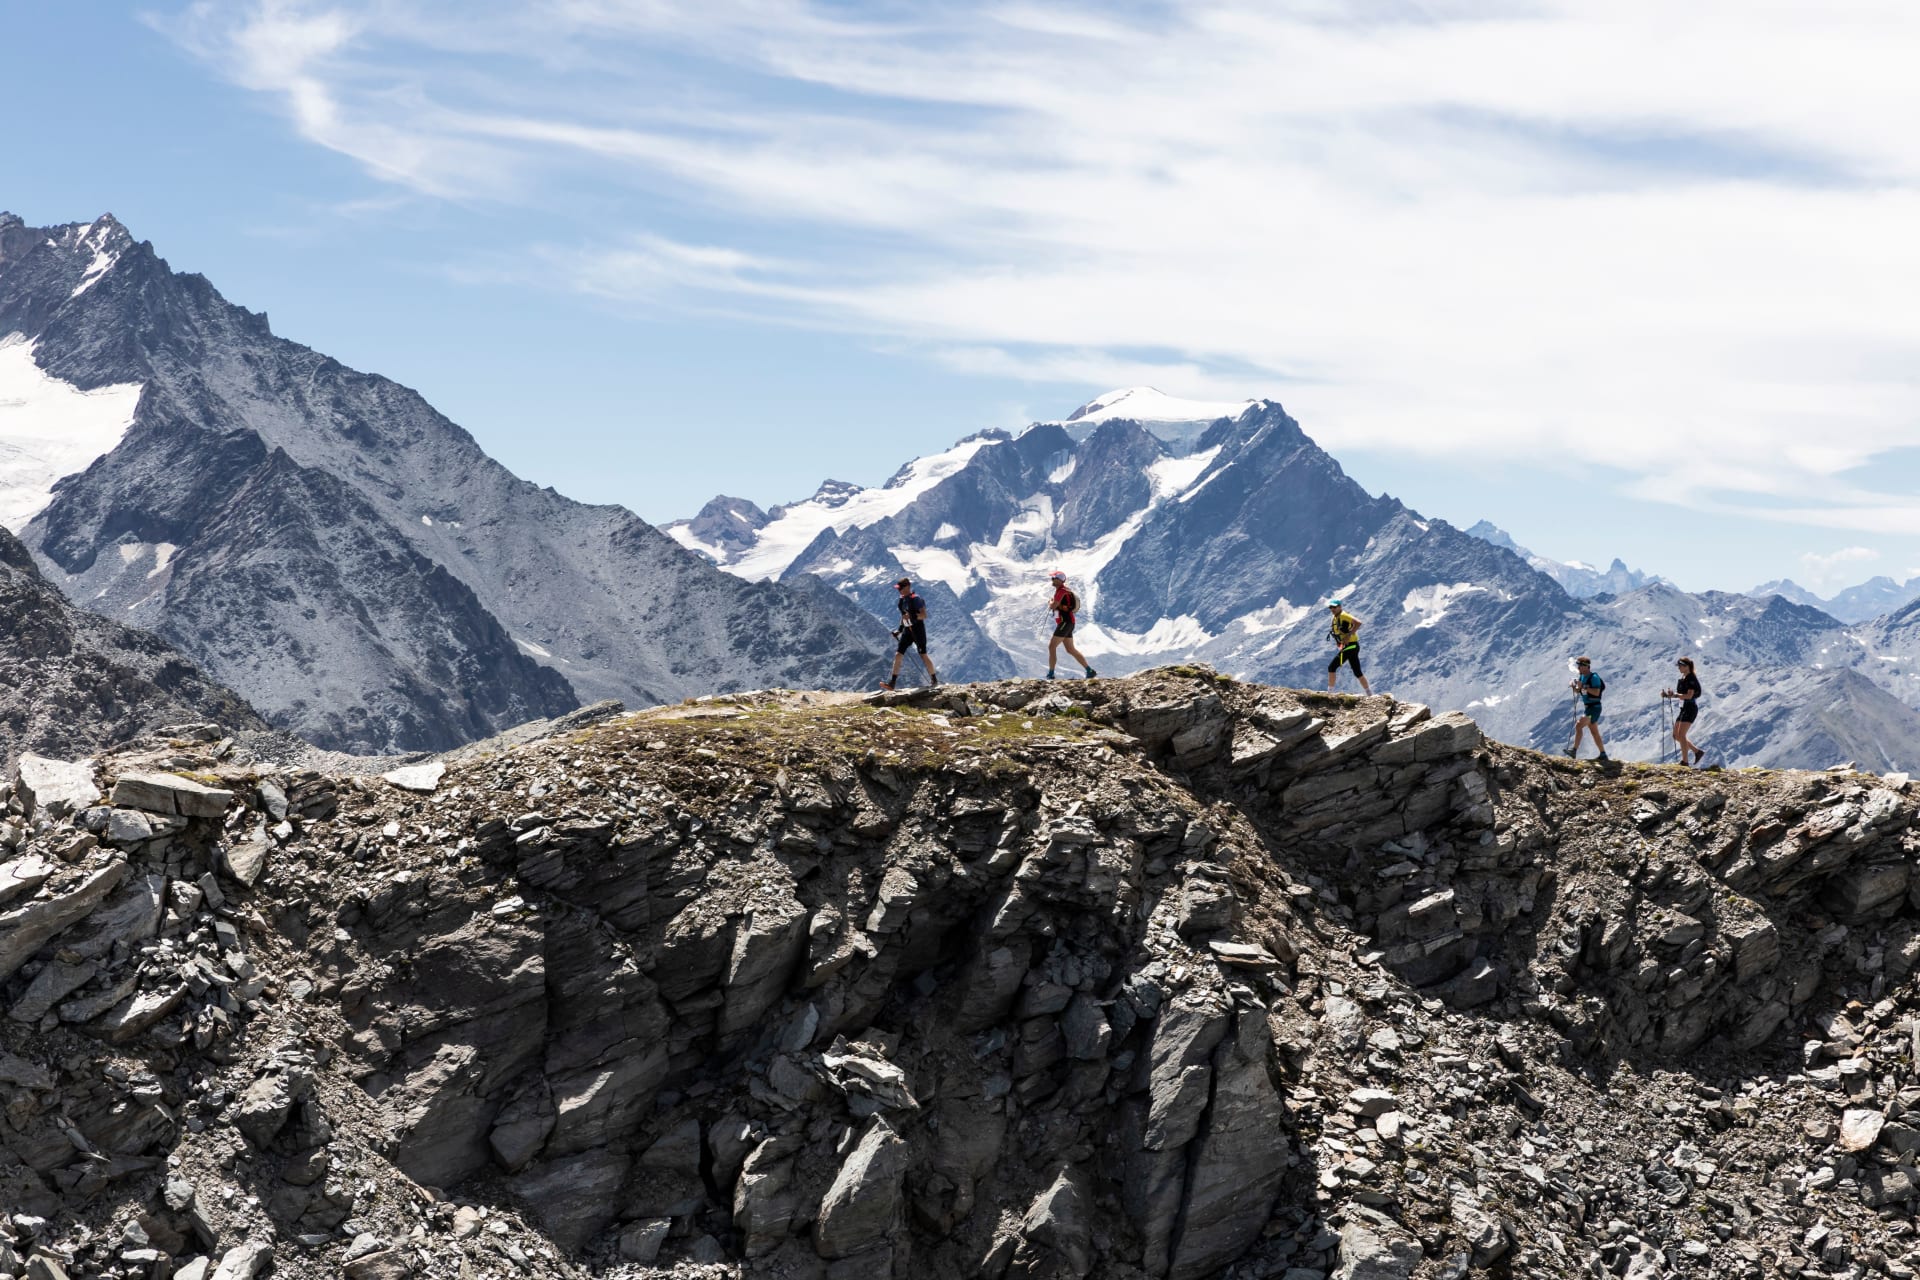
[0,670,1919,1278]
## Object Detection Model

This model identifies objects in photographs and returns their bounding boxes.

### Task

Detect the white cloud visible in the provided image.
[1799,545,1879,592]
[160,0,1920,530]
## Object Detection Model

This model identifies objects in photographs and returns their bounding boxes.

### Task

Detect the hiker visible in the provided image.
[880,577,938,690]
[1662,656,1705,766]
[1567,655,1609,763]
[1325,599,1371,694]
[1046,571,1096,679]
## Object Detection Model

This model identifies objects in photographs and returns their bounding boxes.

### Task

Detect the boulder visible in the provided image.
[108,772,233,819]
[381,762,446,793]
[815,1117,909,1259]
[511,1145,631,1251]
[1170,1006,1289,1280]
[1332,1209,1421,1280]
[15,755,100,819]
[1012,1166,1093,1277]
[0,858,127,984]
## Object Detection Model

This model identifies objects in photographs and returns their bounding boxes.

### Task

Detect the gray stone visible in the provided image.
[1839,1108,1886,1153]
[1332,1209,1421,1280]
[1371,711,1482,764]
[1062,994,1112,1060]
[1170,1006,1289,1280]
[223,834,271,888]
[815,1117,909,1259]
[109,771,233,819]
[0,1051,55,1090]
[381,762,446,792]
[0,858,127,984]
[234,1065,312,1148]
[54,874,165,961]
[104,808,155,846]
[16,754,100,819]
[209,1241,274,1280]
[1144,990,1231,1150]
[7,960,94,1025]
[0,854,54,908]
[618,1219,671,1264]
[511,1145,631,1251]
[721,892,808,1045]
[1014,1166,1093,1277]
[734,1135,803,1258]
[90,982,190,1043]
[172,1261,211,1280]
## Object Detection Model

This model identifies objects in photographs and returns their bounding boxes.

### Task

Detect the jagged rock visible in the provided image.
[342,1250,413,1279]
[720,891,809,1045]
[1144,989,1231,1150]
[815,1117,909,1259]
[511,1145,630,1251]
[15,755,100,820]
[1332,1209,1422,1280]
[1010,1165,1093,1277]
[222,833,271,887]
[108,771,233,819]
[233,1062,312,1148]
[619,1219,671,1264]
[54,873,165,962]
[1170,1004,1289,1279]
[734,1135,803,1258]
[0,857,127,983]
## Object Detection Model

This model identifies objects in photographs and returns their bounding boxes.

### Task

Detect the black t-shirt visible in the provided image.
[1676,673,1701,709]
[897,593,926,627]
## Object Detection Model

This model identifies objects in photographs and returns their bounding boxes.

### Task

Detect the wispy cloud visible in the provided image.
[1799,545,1879,592]
[157,0,1920,531]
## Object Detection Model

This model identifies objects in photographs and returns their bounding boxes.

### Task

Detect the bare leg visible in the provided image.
[1675,720,1697,763]
[1047,636,1063,673]
[920,652,938,683]
[887,652,904,685]
[1591,721,1607,756]
[1061,637,1090,671]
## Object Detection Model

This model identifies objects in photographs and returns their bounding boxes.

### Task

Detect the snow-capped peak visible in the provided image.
[1045,387,1260,447]
[1061,387,1258,427]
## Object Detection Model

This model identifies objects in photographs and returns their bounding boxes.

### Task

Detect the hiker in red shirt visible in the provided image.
[1046,571,1096,680]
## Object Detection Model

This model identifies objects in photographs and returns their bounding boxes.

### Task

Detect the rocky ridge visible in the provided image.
[0,671,1917,1279]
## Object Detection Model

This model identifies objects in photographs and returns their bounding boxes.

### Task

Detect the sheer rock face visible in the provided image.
[0,212,890,754]
[0,669,1918,1278]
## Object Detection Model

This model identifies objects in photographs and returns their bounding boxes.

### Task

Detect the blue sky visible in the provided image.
[6,2,1920,598]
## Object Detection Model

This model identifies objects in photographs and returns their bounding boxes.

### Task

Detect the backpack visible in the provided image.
[1058,589,1079,615]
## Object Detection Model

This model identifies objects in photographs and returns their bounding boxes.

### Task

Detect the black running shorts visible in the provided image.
[896,621,927,654]
[1052,618,1075,638]
[1677,704,1698,724]
[1329,643,1363,677]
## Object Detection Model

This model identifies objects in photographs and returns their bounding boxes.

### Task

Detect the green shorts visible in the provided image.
[1581,701,1602,724]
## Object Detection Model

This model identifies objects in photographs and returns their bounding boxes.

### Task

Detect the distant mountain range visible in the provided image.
[1464,521,1660,598]
[0,212,890,753]
[673,389,1920,771]
[1748,575,1920,625]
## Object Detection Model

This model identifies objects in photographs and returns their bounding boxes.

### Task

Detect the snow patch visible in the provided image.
[71,247,120,298]
[933,522,962,542]
[1177,461,1232,504]
[1402,582,1486,629]
[730,436,995,581]
[892,545,973,597]
[0,334,143,530]
[1078,614,1214,657]
[420,514,433,526]
[665,523,725,563]
[1235,598,1312,636]
[1048,457,1076,485]
[514,637,552,659]
[149,543,177,578]
[1147,446,1221,501]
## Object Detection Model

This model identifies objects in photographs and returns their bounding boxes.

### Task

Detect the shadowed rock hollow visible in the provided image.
[1,670,1918,1279]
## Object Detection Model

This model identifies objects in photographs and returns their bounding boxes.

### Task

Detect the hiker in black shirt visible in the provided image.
[1661,656,1706,766]
[880,576,939,690]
